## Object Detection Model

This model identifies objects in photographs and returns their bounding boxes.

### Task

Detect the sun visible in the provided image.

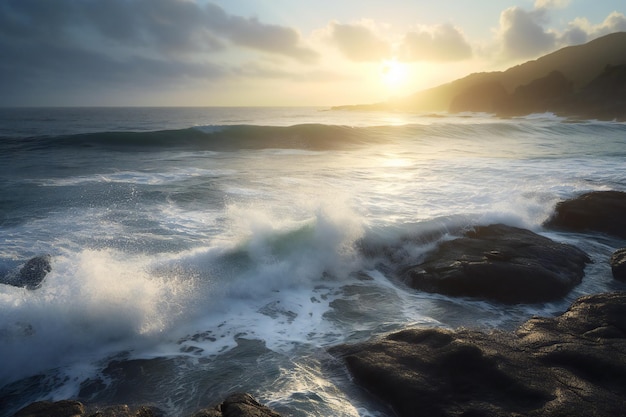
[380,59,409,89]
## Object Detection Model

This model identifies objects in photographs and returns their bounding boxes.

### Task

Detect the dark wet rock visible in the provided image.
[88,358,178,405]
[544,191,626,239]
[12,400,162,417]
[399,224,590,304]
[85,404,162,417]
[13,400,85,417]
[18,255,52,289]
[611,248,626,281]
[0,255,52,290]
[190,393,282,417]
[12,393,279,417]
[331,292,626,417]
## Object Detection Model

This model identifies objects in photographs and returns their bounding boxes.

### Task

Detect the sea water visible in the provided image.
[1,107,625,416]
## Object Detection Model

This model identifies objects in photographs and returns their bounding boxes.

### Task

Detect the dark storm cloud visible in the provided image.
[0,0,318,105]
[82,0,225,54]
[202,2,318,63]
[0,35,225,105]
[0,0,317,58]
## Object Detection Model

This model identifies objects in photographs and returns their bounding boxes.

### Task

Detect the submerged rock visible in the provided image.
[611,248,626,281]
[18,255,52,289]
[191,393,282,417]
[544,191,626,238]
[0,255,52,290]
[13,400,85,417]
[331,292,626,417]
[399,224,590,304]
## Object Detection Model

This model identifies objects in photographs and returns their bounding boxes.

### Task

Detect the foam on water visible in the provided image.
[37,168,234,187]
[0,198,365,383]
[1,109,626,416]
[0,248,196,384]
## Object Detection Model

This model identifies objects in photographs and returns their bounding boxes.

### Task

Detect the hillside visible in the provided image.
[334,32,626,120]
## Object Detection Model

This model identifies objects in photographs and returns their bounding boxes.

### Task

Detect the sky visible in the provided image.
[1,0,625,107]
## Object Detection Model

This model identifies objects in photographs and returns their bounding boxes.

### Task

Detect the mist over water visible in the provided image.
[1,108,625,416]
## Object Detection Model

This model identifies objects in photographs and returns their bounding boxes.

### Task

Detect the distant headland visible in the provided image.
[333,31,626,121]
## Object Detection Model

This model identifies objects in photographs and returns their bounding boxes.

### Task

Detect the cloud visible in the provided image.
[85,0,316,61]
[0,0,319,105]
[85,0,225,55]
[398,24,472,62]
[0,34,225,105]
[202,3,318,64]
[497,6,557,59]
[327,21,471,63]
[534,0,570,9]
[328,22,392,62]
[496,2,626,62]
[0,0,318,70]
[560,11,626,45]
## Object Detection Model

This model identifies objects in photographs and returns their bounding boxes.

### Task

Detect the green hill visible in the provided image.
[334,32,626,120]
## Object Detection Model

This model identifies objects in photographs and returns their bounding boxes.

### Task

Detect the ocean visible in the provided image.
[1,107,625,416]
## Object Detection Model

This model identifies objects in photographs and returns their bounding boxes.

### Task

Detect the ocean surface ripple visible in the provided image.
[1,107,625,416]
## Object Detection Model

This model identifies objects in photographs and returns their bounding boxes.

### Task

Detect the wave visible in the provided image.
[2,119,624,153]
[1,124,374,152]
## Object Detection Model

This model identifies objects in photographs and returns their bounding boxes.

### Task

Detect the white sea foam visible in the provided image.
[0,249,196,385]
[2,108,626,417]
[38,168,234,187]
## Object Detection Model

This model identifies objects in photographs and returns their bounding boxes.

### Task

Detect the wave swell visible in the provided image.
[5,120,623,152]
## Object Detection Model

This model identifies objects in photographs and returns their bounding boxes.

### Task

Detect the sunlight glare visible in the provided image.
[380,59,409,89]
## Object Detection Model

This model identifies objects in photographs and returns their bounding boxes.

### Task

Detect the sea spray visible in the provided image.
[0,249,196,385]
[1,108,625,417]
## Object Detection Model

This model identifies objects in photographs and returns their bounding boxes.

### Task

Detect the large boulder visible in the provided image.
[399,224,590,304]
[610,248,626,281]
[331,292,626,417]
[544,191,626,239]
[0,255,52,290]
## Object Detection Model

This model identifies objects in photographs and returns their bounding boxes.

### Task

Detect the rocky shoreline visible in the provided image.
[331,291,626,417]
[9,191,626,417]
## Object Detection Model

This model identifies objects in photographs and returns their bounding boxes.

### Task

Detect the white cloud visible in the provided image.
[326,21,472,63]
[534,0,570,10]
[497,6,557,59]
[327,21,392,62]
[495,1,626,62]
[561,11,626,45]
[398,24,472,62]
